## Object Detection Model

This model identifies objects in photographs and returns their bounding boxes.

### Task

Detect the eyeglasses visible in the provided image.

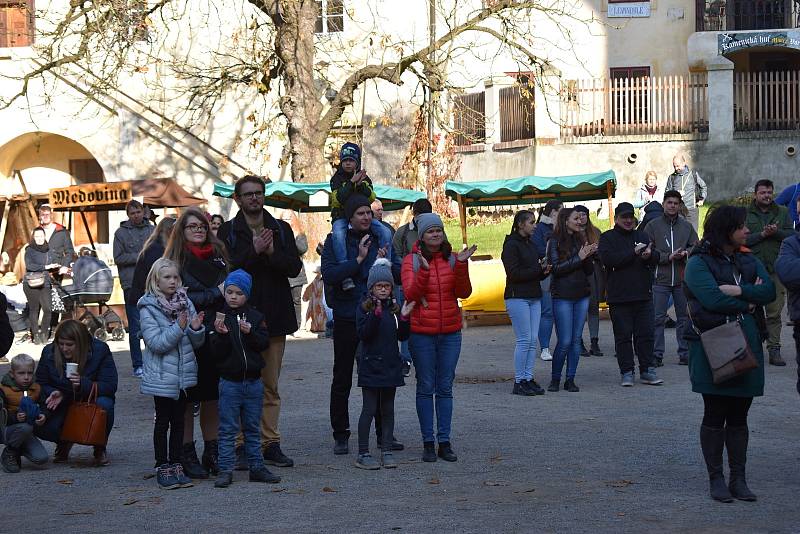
[185,224,208,233]
[239,191,263,199]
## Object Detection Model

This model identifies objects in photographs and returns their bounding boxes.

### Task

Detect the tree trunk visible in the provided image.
[269,0,327,182]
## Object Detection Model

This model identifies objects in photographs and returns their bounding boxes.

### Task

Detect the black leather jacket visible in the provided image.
[547,235,593,300]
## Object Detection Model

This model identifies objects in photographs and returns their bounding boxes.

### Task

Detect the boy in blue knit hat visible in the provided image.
[329,142,393,291]
[210,269,279,488]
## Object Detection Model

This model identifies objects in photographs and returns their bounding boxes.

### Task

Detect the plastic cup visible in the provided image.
[66,362,78,376]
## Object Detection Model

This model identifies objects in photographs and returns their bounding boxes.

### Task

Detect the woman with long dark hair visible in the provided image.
[23,228,54,344]
[532,200,562,362]
[546,208,597,392]
[501,210,550,395]
[684,205,774,502]
[130,216,177,305]
[164,207,229,479]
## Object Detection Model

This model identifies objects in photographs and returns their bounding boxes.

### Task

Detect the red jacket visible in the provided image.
[401,245,472,335]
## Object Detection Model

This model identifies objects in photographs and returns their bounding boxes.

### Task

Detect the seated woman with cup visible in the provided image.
[34,319,118,466]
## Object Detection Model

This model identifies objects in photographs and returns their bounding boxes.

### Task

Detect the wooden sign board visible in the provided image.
[49,182,132,211]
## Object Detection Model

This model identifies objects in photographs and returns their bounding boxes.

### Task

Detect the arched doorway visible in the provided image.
[0,132,110,268]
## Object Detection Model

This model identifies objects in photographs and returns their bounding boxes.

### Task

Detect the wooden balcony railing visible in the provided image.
[734,70,800,131]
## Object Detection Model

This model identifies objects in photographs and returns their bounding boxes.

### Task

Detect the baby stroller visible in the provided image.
[54,253,125,342]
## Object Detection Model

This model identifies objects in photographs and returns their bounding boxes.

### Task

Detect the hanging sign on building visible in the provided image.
[608,2,651,18]
[719,30,800,55]
[49,182,132,210]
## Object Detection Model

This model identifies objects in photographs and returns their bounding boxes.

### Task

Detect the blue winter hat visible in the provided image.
[340,142,361,165]
[224,269,252,298]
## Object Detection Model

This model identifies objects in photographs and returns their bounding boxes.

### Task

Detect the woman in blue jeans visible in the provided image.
[402,213,474,463]
[502,210,551,396]
[546,208,597,392]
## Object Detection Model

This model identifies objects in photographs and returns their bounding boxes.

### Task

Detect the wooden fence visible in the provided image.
[734,70,800,132]
[560,73,709,140]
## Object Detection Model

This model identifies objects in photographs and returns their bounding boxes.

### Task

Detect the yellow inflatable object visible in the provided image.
[461,260,507,313]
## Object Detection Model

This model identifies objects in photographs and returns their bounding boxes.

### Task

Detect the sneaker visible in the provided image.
[234,445,248,471]
[422,442,437,462]
[437,442,458,462]
[249,467,281,483]
[563,379,580,392]
[525,380,545,395]
[640,368,664,385]
[156,464,180,490]
[342,278,355,291]
[547,379,560,392]
[512,381,535,396]
[263,442,294,467]
[401,360,412,377]
[654,357,664,367]
[172,463,194,488]
[620,372,635,387]
[333,439,349,455]
[381,452,397,469]
[1,447,20,473]
[540,348,553,361]
[214,471,233,488]
[355,453,381,470]
[133,367,143,378]
[768,347,786,366]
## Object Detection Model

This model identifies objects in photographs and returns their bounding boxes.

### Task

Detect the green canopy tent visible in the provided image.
[213,181,425,212]
[445,170,617,247]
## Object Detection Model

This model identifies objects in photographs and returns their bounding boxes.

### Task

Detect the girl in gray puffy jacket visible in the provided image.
[139,258,206,490]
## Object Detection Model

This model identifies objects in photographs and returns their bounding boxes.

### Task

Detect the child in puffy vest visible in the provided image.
[354,258,414,470]
[329,142,393,290]
[0,354,49,473]
[210,269,279,488]
[139,258,206,490]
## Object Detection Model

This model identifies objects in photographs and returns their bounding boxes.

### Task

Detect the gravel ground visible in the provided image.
[1,319,798,533]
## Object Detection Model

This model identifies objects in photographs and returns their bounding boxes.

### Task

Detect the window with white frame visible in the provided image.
[315,0,344,34]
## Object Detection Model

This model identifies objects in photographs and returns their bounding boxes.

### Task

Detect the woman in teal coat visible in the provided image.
[684,205,775,503]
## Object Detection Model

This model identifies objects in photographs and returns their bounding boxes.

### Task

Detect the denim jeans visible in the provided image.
[331,218,393,263]
[409,332,461,443]
[35,396,115,443]
[505,298,542,382]
[124,288,143,369]
[552,297,589,381]
[653,284,689,360]
[218,378,264,473]
[395,285,411,362]
[538,277,554,350]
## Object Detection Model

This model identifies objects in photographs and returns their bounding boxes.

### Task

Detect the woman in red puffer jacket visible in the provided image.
[401,213,475,464]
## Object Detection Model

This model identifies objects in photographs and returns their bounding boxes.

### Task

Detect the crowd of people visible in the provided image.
[1,145,798,505]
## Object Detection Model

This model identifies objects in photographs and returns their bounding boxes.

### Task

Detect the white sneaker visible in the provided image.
[540,348,552,361]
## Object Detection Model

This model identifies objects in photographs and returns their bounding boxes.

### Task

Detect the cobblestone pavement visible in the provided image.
[2,319,798,533]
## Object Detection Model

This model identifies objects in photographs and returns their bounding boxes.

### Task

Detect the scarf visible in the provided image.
[645,184,658,196]
[539,214,554,226]
[29,239,49,254]
[186,243,214,260]
[156,287,190,320]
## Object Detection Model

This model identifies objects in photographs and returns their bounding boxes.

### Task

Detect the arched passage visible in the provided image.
[0,132,110,255]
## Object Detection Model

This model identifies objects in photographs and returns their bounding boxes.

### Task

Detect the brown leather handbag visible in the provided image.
[699,318,759,384]
[60,382,108,446]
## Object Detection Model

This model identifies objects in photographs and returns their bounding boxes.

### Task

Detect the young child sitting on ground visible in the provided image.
[0,354,49,473]
[354,258,414,470]
[210,269,280,488]
[329,142,393,290]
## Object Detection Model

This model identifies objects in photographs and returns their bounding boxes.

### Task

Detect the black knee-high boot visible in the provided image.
[700,425,734,503]
[725,425,757,501]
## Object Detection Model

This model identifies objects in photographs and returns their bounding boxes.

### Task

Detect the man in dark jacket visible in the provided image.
[218,175,302,468]
[645,191,699,366]
[745,179,794,366]
[113,200,154,377]
[774,225,800,395]
[321,193,402,455]
[599,202,664,387]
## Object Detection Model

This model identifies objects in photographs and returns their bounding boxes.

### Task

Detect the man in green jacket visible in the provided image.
[745,179,794,366]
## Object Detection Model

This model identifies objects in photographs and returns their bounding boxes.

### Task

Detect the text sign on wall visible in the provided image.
[49,182,132,210]
[719,31,800,55]
[608,2,651,18]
